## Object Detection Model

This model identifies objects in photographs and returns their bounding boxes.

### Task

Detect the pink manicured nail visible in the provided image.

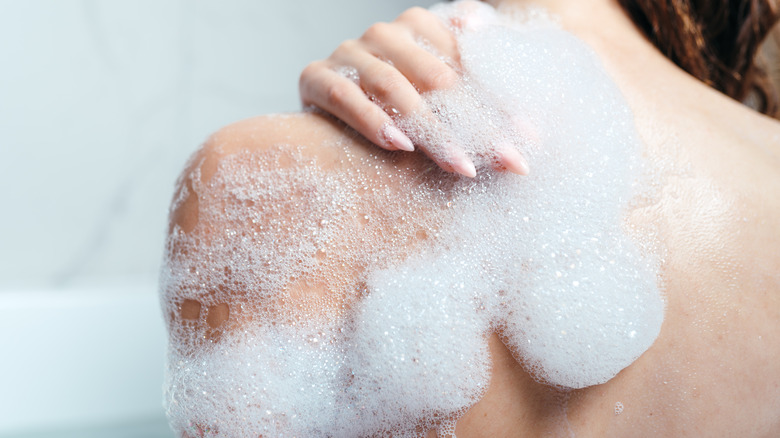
[384,125,415,151]
[499,148,530,175]
[451,153,477,178]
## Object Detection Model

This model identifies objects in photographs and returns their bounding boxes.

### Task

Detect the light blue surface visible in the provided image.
[0,287,167,435]
[1,416,174,438]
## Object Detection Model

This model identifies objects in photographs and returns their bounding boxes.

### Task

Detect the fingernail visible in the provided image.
[516,154,530,175]
[500,148,530,175]
[452,154,477,178]
[384,125,415,151]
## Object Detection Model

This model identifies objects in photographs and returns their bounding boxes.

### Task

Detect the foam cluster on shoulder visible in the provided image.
[161,1,664,436]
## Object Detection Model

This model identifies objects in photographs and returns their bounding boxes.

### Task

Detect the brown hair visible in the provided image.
[618,0,780,117]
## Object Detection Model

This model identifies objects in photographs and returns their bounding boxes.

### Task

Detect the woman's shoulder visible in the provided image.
[162,112,373,349]
[164,109,426,323]
[168,111,372,231]
[203,111,366,167]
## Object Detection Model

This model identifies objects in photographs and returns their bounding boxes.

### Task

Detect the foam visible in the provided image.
[161,1,664,436]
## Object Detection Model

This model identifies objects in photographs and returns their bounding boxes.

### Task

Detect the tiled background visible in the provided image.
[0,0,435,291]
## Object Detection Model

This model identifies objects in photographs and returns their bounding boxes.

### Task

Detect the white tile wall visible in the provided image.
[0,0,436,290]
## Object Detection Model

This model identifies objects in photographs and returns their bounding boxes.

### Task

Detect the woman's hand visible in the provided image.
[299,6,529,177]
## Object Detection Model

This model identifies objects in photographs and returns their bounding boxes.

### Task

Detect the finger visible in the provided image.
[361,70,475,177]
[300,61,414,152]
[361,19,460,93]
[329,46,476,177]
[331,40,426,116]
[358,19,477,176]
[397,115,476,178]
[394,7,461,63]
[380,39,460,93]
[307,20,476,176]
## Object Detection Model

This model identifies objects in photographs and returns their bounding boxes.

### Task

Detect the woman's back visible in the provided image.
[161,2,780,436]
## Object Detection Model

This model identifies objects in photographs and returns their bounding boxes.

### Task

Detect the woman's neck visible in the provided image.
[487,0,643,46]
[482,0,738,137]
[486,0,704,103]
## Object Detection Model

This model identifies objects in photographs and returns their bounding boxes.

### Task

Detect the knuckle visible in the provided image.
[362,21,393,43]
[299,61,321,82]
[298,61,326,98]
[398,6,428,23]
[334,38,360,57]
[420,67,458,90]
[324,82,349,108]
[372,75,405,100]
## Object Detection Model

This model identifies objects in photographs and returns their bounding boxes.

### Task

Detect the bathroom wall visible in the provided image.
[0,0,436,291]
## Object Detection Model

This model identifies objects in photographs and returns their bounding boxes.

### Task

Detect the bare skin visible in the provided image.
[168,0,780,436]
